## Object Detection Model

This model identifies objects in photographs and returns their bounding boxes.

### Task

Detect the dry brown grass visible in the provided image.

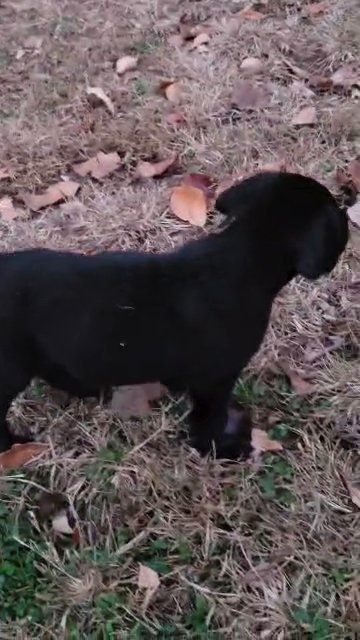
[0,0,360,638]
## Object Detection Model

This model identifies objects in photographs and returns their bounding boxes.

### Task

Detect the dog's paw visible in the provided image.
[190,405,253,460]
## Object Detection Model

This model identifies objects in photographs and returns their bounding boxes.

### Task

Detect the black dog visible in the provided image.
[0,172,348,455]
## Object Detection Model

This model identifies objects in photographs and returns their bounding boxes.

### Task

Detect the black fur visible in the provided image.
[0,172,348,456]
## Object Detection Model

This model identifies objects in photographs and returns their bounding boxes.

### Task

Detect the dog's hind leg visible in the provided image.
[189,376,252,459]
[0,351,32,452]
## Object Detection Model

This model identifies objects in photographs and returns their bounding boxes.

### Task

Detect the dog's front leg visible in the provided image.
[189,376,251,459]
[0,356,32,452]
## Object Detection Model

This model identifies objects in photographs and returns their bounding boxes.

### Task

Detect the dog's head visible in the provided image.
[216,172,349,280]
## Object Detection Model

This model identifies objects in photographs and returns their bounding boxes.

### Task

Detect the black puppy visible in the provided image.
[0,172,348,455]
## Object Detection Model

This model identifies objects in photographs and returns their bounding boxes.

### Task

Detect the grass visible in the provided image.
[0,0,360,637]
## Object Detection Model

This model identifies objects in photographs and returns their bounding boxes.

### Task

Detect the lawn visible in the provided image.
[0,0,359,638]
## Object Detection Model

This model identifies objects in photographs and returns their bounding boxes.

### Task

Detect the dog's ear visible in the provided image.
[296,204,348,280]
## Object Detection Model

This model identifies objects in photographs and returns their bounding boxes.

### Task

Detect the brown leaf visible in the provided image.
[237,7,265,20]
[86,87,115,115]
[291,105,317,126]
[24,35,43,50]
[347,198,360,228]
[303,2,327,16]
[138,564,160,611]
[280,363,314,395]
[189,33,210,51]
[259,160,288,173]
[110,383,166,418]
[349,159,360,191]
[231,81,268,109]
[331,65,359,88]
[0,443,48,470]
[168,34,184,47]
[170,185,208,227]
[251,428,283,454]
[159,81,181,103]
[21,181,80,212]
[116,55,138,75]
[165,111,187,127]
[342,476,360,509]
[72,152,121,180]
[183,173,216,200]
[240,57,264,75]
[0,197,27,221]
[0,167,13,180]
[308,75,333,91]
[135,153,178,179]
[290,80,315,98]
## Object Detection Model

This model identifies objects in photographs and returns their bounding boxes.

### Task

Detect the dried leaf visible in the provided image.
[291,105,316,126]
[189,33,210,51]
[116,55,138,75]
[21,180,80,212]
[170,185,208,227]
[138,564,160,610]
[331,65,359,88]
[280,364,314,395]
[183,173,216,200]
[0,443,48,470]
[0,167,13,180]
[308,75,333,91]
[0,197,26,221]
[72,152,121,180]
[259,160,288,173]
[349,160,360,191]
[168,33,184,47]
[16,48,25,60]
[240,57,263,75]
[135,153,178,179]
[251,428,283,454]
[110,383,166,418]
[237,7,265,20]
[86,87,115,115]
[343,476,360,509]
[290,80,315,98]
[165,111,187,127]
[52,509,75,535]
[303,2,327,16]
[348,198,360,228]
[231,81,268,109]
[24,35,43,50]
[159,81,180,103]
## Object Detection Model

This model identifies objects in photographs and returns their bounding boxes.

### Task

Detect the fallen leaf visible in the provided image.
[308,75,333,91]
[86,87,115,115]
[342,476,360,509]
[291,105,317,126]
[110,383,166,418]
[280,363,314,395]
[168,33,184,47]
[165,111,187,127]
[347,198,360,228]
[15,48,25,60]
[159,81,180,103]
[72,151,121,180]
[21,181,80,212]
[116,55,138,75]
[138,564,160,610]
[237,7,265,20]
[189,33,210,51]
[0,197,26,221]
[24,35,43,50]
[349,160,360,191]
[183,173,217,200]
[240,57,263,75]
[0,443,48,470]
[303,2,327,16]
[135,153,178,179]
[0,167,13,179]
[52,509,76,535]
[331,65,359,88]
[259,160,288,173]
[251,428,284,454]
[170,185,208,227]
[231,81,268,109]
[290,79,315,98]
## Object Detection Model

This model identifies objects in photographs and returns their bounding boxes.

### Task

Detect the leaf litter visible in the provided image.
[21,180,80,211]
[135,153,178,179]
[86,87,115,115]
[110,383,167,418]
[72,152,121,180]
[0,197,27,221]
[0,443,49,470]
[116,55,138,75]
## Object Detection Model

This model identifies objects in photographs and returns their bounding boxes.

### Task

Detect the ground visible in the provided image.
[0,0,359,638]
